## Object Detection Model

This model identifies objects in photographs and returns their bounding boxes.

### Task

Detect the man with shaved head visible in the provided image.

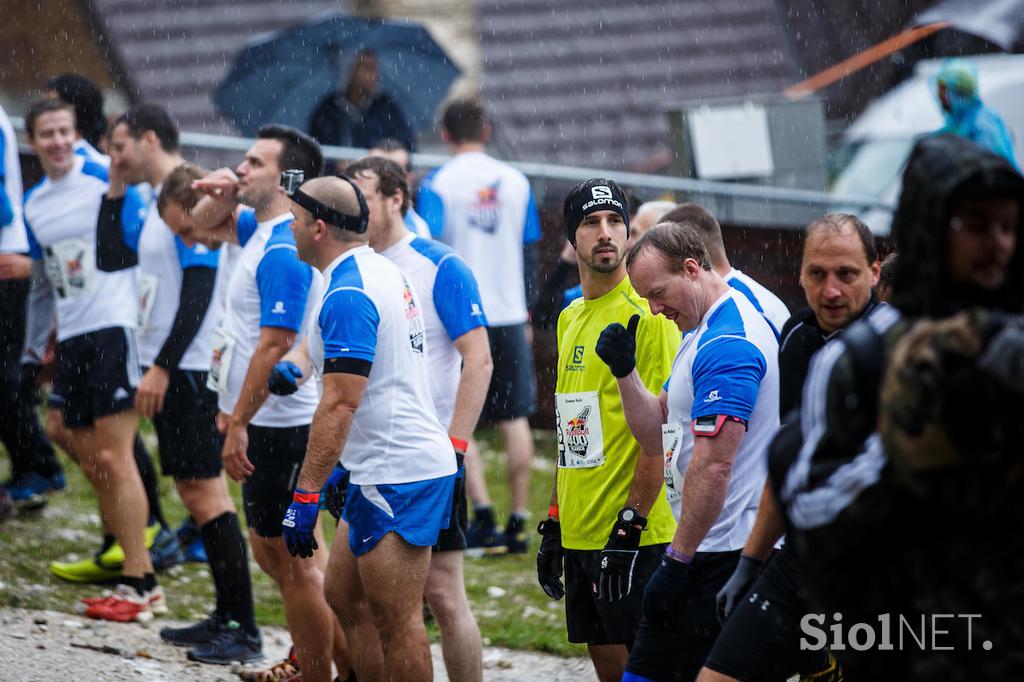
[661,203,790,334]
[278,173,459,682]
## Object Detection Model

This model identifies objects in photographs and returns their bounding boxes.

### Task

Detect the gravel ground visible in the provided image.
[0,608,592,681]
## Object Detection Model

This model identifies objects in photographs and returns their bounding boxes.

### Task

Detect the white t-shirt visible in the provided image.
[24,156,140,342]
[216,210,322,427]
[416,151,541,326]
[0,105,27,254]
[136,191,222,370]
[380,233,488,428]
[664,288,780,552]
[725,268,790,337]
[308,245,456,486]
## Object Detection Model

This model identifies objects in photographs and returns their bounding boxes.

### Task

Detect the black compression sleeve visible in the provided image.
[523,242,539,313]
[96,196,138,272]
[324,357,372,377]
[530,260,576,331]
[153,266,216,370]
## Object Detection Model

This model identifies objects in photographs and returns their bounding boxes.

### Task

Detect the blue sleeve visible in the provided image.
[523,189,541,245]
[434,254,488,340]
[175,235,219,269]
[319,288,379,363]
[237,209,258,247]
[417,172,445,240]
[0,135,11,228]
[562,284,582,310]
[26,222,42,260]
[256,246,312,331]
[119,185,148,252]
[690,336,767,422]
[975,108,1019,169]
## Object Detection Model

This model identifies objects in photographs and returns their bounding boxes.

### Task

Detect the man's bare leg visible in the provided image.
[464,439,491,508]
[588,643,629,682]
[324,519,384,680]
[250,533,335,682]
[79,411,151,576]
[425,550,482,682]
[358,532,434,682]
[499,417,533,514]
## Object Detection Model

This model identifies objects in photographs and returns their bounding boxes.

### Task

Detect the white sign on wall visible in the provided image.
[688,103,774,180]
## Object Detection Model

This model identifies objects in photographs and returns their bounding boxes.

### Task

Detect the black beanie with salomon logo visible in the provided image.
[563,178,631,246]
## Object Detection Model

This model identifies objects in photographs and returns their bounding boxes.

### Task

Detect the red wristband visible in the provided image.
[449,436,469,452]
[293,490,320,504]
[548,504,559,520]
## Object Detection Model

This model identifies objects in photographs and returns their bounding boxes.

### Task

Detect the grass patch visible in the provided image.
[0,419,585,657]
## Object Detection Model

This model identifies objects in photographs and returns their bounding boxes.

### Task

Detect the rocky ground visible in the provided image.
[0,608,592,681]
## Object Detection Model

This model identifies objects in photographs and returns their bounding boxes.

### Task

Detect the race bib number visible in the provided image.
[555,391,604,469]
[138,275,158,330]
[661,421,684,504]
[206,328,235,394]
[43,239,96,299]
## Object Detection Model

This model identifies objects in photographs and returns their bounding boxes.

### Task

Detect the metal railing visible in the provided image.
[12,118,893,230]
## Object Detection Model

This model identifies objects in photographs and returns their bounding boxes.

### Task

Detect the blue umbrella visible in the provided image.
[213,15,461,138]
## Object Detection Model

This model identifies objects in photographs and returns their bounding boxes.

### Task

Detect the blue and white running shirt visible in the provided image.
[24,156,144,341]
[663,288,780,552]
[215,210,322,427]
[416,152,541,326]
[136,187,221,370]
[380,233,487,428]
[725,268,790,338]
[0,105,27,254]
[308,245,456,486]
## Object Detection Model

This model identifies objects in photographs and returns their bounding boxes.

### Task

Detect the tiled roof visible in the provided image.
[86,0,344,134]
[478,0,800,168]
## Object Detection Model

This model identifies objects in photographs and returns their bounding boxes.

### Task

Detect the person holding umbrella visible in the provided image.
[309,49,416,153]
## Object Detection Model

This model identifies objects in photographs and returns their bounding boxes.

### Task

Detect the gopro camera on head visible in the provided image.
[281,169,304,196]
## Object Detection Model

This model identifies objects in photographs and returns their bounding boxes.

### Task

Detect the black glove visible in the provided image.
[716,555,765,624]
[19,362,42,399]
[536,518,565,600]
[595,314,639,378]
[322,464,350,521]
[642,552,691,630]
[598,510,646,602]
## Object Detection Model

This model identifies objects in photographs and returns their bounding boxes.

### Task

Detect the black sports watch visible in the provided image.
[617,507,648,529]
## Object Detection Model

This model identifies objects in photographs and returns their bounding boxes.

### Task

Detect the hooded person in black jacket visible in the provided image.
[775,134,1024,680]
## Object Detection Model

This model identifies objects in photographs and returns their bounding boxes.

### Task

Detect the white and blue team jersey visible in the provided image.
[217,209,322,427]
[136,188,221,370]
[0,105,27,254]
[74,139,110,168]
[664,288,780,552]
[24,156,144,342]
[307,245,456,486]
[725,268,790,338]
[404,207,431,239]
[380,233,488,427]
[417,151,541,326]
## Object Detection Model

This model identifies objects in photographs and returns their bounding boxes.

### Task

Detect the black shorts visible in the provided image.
[565,544,668,647]
[433,457,468,552]
[49,326,139,428]
[481,324,535,421]
[705,543,833,681]
[242,423,308,538]
[625,549,740,682]
[151,368,223,480]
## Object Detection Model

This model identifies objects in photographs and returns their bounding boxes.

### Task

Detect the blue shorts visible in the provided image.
[343,474,456,557]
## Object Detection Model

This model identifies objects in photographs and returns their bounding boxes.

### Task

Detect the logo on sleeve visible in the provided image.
[272,301,286,314]
[703,389,721,403]
[470,303,483,317]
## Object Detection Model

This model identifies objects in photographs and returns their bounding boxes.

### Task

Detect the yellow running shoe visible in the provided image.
[50,522,162,583]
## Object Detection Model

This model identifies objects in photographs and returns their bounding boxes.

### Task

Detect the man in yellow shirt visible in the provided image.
[536,179,680,681]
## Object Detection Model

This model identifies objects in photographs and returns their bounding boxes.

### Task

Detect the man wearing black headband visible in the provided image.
[538,178,680,681]
[188,126,352,682]
[279,174,460,682]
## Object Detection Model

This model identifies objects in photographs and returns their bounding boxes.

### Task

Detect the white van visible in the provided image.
[831,53,1024,234]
